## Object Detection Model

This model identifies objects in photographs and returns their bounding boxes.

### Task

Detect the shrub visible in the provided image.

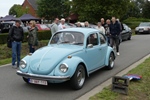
[0,31,51,44]
[123,17,150,29]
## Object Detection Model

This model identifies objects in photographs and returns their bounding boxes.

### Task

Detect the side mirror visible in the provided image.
[87,44,93,48]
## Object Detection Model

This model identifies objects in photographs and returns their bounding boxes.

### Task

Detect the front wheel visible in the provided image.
[106,53,115,70]
[70,64,86,90]
[128,34,132,40]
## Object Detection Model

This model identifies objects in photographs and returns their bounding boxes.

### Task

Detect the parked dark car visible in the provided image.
[135,22,150,34]
[120,24,132,41]
[0,22,13,33]
[0,21,28,33]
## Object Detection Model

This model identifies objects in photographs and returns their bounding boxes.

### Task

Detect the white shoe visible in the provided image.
[117,52,120,56]
[113,46,116,50]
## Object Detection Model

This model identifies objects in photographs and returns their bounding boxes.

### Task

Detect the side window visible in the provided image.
[87,33,98,46]
[99,33,106,44]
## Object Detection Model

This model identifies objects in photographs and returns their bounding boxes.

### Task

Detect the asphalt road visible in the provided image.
[0,35,150,100]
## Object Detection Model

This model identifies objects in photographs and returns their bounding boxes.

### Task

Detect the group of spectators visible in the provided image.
[9,16,122,69]
[51,17,122,56]
[95,17,123,56]
[9,20,38,68]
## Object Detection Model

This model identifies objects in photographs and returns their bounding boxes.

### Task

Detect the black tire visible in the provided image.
[70,64,86,90]
[106,53,115,70]
[128,35,131,40]
[135,32,138,34]
[22,77,28,83]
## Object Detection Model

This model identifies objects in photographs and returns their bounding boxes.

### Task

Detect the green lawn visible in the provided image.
[0,40,49,66]
[90,57,150,100]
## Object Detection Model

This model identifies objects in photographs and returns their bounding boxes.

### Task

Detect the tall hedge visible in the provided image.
[0,31,51,44]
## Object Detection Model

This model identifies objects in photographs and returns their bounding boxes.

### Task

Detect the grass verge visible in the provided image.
[0,40,49,66]
[90,57,150,100]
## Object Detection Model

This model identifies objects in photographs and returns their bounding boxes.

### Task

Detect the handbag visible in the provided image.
[7,36,12,48]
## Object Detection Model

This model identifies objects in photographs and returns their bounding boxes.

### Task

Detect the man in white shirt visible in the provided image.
[96,22,105,34]
[58,18,66,30]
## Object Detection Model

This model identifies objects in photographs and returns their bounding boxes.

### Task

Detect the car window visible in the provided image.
[50,32,84,46]
[87,33,98,46]
[139,23,150,26]
[124,25,128,31]
[99,33,106,44]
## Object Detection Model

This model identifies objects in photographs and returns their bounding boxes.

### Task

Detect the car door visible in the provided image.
[121,25,129,40]
[85,33,104,71]
[98,32,108,66]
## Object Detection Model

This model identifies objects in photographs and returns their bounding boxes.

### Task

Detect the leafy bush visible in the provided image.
[123,17,150,29]
[0,31,51,44]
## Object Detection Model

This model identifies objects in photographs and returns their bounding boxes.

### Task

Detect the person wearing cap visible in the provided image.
[58,18,66,30]
[9,20,24,68]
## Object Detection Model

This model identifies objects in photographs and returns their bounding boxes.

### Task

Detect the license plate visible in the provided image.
[29,79,48,86]
[139,30,143,32]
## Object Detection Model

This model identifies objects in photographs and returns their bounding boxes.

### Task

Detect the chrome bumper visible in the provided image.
[16,70,70,81]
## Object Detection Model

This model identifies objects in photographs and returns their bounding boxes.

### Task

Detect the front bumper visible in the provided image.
[135,30,150,34]
[16,70,70,81]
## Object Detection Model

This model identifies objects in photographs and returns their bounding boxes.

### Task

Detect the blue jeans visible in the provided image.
[12,41,21,67]
[29,44,35,53]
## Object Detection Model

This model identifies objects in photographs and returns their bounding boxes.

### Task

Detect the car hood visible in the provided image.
[29,45,82,75]
[137,26,150,28]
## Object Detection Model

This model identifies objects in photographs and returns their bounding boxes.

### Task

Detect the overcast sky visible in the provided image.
[0,0,24,17]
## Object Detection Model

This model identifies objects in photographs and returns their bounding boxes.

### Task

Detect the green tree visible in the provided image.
[142,0,150,18]
[71,0,131,23]
[126,0,145,18]
[37,0,70,20]
[9,4,29,17]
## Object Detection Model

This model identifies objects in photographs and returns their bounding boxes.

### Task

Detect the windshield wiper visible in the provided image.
[72,42,83,45]
[58,41,70,44]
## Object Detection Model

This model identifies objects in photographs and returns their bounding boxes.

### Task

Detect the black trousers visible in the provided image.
[110,35,119,52]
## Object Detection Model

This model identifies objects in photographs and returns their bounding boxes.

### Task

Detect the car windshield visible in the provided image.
[50,32,84,46]
[139,23,150,27]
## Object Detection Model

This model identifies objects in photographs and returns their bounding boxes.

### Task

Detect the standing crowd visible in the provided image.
[9,20,38,68]
[51,16,123,56]
[9,16,122,68]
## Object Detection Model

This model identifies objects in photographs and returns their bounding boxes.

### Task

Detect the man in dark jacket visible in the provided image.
[109,17,121,56]
[9,20,24,68]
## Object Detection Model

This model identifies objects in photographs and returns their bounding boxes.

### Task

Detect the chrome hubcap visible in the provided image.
[110,55,114,68]
[77,68,85,87]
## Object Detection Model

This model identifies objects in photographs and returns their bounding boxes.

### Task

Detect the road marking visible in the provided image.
[76,54,150,100]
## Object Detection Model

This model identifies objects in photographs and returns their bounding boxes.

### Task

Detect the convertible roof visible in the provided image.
[59,28,99,35]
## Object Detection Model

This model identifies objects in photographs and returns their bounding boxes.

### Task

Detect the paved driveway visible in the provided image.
[0,35,150,100]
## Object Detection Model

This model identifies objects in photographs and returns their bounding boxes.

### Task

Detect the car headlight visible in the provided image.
[144,28,150,30]
[59,64,68,73]
[20,60,27,69]
[135,27,139,30]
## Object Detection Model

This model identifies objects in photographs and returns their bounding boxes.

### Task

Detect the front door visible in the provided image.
[85,33,102,71]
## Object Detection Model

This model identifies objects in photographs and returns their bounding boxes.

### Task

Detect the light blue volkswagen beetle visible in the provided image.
[17,28,116,90]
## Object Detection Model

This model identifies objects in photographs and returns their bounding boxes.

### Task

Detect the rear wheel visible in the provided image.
[106,53,115,70]
[70,64,86,90]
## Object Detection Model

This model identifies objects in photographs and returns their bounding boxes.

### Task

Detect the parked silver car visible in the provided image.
[135,22,150,34]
